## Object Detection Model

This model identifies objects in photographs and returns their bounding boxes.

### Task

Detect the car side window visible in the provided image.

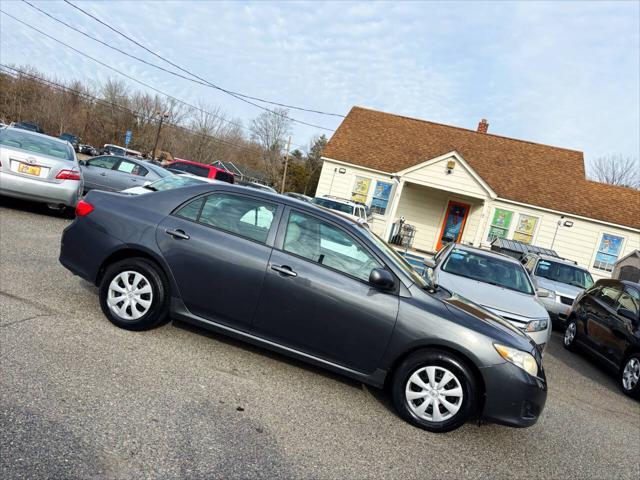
[89,156,118,169]
[190,193,277,243]
[117,160,148,177]
[596,285,622,308]
[175,197,204,221]
[618,288,640,316]
[283,211,382,282]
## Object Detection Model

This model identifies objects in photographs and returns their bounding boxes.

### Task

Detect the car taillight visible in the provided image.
[75,200,94,216]
[56,169,81,181]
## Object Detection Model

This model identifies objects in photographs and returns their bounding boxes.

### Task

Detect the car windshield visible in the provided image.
[311,198,353,214]
[535,260,594,289]
[362,229,429,288]
[147,175,207,191]
[0,129,74,160]
[442,248,534,295]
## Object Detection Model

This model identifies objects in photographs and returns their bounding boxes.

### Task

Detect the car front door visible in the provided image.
[607,287,640,366]
[252,208,399,374]
[81,155,119,191]
[585,283,622,357]
[156,191,281,331]
[110,158,149,191]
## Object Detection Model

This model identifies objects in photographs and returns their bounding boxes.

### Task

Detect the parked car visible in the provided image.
[121,173,217,195]
[11,121,44,134]
[564,279,640,398]
[426,243,552,350]
[79,144,99,156]
[60,183,547,433]
[521,253,594,326]
[59,133,81,152]
[284,192,312,202]
[101,144,143,158]
[79,155,172,193]
[0,127,83,208]
[311,196,373,224]
[165,158,235,184]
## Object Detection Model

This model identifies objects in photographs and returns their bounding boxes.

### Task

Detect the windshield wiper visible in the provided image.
[143,185,157,191]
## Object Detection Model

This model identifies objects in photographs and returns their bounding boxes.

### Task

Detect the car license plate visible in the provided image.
[18,163,41,176]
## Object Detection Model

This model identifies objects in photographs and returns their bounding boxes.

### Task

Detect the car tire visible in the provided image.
[563,318,578,351]
[99,257,169,331]
[391,349,477,433]
[620,353,640,399]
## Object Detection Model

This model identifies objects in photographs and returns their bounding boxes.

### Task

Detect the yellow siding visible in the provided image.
[402,155,488,199]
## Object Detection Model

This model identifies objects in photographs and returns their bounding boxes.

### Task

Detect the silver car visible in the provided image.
[80,155,172,193]
[0,127,83,208]
[426,243,552,349]
[521,253,594,326]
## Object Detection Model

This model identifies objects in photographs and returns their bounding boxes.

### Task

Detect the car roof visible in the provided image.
[449,243,522,265]
[171,158,229,171]
[595,278,640,289]
[3,126,69,146]
[314,196,359,207]
[529,252,582,267]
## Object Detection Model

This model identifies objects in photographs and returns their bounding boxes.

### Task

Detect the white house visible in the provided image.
[316,106,640,280]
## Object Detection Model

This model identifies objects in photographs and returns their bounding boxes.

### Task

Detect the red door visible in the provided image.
[436,201,471,250]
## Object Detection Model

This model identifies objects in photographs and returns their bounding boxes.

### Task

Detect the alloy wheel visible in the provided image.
[107,271,153,321]
[622,357,640,391]
[405,366,464,422]
[564,322,577,346]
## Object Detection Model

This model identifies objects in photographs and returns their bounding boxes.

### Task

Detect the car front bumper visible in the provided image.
[0,171,83,207]
[481,361,547,427]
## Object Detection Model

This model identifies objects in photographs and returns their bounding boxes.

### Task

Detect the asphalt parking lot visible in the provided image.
[1,197,639,480]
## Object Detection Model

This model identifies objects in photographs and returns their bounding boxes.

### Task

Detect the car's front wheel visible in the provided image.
[563,319,578,351]
[620,354,640,399]
[391,349,477,433]
[99,257,169,331]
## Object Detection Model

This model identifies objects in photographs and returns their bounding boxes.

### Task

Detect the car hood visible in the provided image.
[534,277,584,298]
[437,271,547,319]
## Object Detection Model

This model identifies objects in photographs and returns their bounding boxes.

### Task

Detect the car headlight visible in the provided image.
[494,344,539,377]
[524,318,548,332]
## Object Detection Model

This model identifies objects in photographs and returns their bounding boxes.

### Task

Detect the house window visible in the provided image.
[487,208,513,241]
[370,181,393,215]
[513,214,539,244]
[351,176,371,204]
[593,233,625,272]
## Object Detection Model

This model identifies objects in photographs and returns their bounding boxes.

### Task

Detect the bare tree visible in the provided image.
[250,108,292,183]
[589,155,640,189]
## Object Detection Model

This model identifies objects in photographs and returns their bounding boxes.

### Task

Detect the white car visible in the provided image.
[311,196,372,224]
[121,173,218,195]
[426,243,552,350]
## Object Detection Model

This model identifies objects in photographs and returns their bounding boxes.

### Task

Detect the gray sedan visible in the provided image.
[0,127,83,208]
[80,155,172,193]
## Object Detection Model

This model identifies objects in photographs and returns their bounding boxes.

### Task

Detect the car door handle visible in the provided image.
[165,228,190,240]
[271,265,297,277]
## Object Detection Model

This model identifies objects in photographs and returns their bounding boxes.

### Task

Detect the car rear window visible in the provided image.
[0,129,74,160]
[215,170,235,183]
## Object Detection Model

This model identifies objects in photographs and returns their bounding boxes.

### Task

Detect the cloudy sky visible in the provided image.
[1,0,638,167]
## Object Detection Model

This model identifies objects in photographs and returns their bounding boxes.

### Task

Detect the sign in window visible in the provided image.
[351,176,371,204]
[593,233,624,272]
[370,181,393,215]
[513,214,538,244]
[487,208,513,241]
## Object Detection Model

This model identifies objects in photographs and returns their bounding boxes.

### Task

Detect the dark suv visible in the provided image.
[59,183,547,432]
[564,279,640,398]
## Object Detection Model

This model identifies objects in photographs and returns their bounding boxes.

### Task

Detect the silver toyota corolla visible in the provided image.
[0,127,83,208]
[427,243,552,350]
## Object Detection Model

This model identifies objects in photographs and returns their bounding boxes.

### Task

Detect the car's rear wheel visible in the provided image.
[99,257,169,331]
[391,349,477,433]
[563,319,578,351]
[620,354,640,399]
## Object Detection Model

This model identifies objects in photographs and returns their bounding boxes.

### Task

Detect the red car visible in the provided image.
[166,158,235,183]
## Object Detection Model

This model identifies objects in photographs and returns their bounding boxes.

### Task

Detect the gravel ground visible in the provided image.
[1,196,639,480]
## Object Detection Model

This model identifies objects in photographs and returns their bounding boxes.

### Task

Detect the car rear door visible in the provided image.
[109,158,149,191]
[607,286,640,366]
[156,191,282,331]
[251,207,399,374]
[81,155,119,191]
[585,283,622,356]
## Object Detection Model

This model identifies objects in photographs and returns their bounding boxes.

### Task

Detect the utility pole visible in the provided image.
[280,136,292,194]
[151,111,168,160]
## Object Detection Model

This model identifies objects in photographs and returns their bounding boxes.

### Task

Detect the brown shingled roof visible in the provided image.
[323,106,640,229]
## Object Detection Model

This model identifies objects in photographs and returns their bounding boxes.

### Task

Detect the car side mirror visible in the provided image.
[536,288,553,298]
[618,308,638,323]
[369,268,395,291]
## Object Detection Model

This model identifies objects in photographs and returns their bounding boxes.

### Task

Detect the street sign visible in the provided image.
[124,130,132,147]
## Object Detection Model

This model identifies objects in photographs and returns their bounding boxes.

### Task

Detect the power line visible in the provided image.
[61,0,344,120]
[0,64,265,157]
[0,9,310,153]
[20,0,309,153]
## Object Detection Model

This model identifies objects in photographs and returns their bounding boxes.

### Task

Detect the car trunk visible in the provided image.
[1,146,78,183]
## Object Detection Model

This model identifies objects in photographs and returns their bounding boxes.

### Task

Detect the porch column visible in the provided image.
[473,201,491,247]
[383,179,406,241]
